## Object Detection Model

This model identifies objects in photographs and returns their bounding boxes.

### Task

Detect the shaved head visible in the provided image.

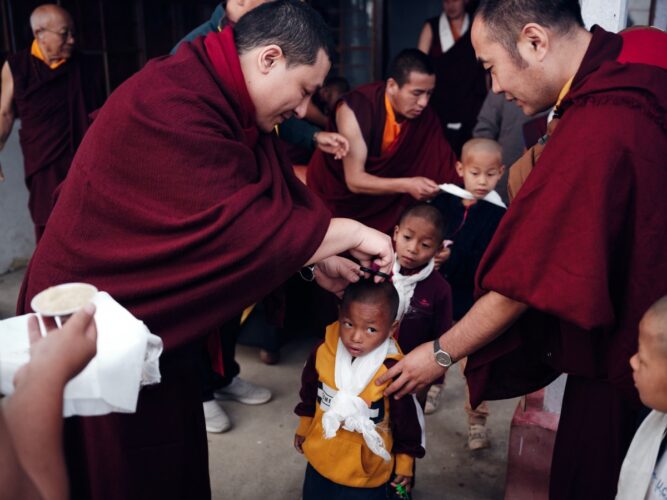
[30,4,73,33]
[461,138,503,163]
[643,295,667,355]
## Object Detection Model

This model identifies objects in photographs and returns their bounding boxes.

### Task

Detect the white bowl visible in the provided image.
[31,283,98,316]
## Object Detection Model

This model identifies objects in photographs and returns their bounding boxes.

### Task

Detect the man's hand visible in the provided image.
[346,223,394,281]
[404,177,440,201]
[14,304,98,389]
[294,434,305,454]
[314,256,361,297]
[314,131,350,160]
[375,341,446,399]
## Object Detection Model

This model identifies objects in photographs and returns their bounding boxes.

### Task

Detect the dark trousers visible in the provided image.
[303,463,393,500]
[198,315,242,402]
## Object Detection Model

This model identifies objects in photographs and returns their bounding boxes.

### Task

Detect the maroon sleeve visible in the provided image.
[294,341,324,418]
[385,359,426,459]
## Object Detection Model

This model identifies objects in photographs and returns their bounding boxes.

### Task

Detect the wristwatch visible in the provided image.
[433,338,453,368]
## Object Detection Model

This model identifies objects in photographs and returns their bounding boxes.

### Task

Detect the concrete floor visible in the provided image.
[0,268,518,499]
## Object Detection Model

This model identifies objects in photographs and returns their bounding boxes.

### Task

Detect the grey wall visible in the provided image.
[0,121,35,274]
[386,0,442,75]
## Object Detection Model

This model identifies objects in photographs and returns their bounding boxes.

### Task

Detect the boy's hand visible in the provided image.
[391,474,412,492]
[294,434,305,454]
[434,245,451,270]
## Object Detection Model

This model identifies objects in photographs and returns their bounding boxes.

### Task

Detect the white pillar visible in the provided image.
[581,0,628,32]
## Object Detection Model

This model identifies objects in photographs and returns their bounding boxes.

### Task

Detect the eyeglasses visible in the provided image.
[38,28,76,41]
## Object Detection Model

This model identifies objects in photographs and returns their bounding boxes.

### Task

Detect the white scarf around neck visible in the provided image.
[392,258,435,321]
[438,12,470,53]
[616,410,667,500]
[322,336,392,461]
[439,182,507,208]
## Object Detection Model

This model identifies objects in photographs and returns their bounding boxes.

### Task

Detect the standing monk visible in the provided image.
[417,0,488,156]
[308,49,458,235]
[17,2,394,499]
[377,1,667,499]
[0,4,104,241]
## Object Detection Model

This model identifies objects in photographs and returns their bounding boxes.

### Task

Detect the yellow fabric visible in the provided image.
[381,93,402,155]
[30,40,66,69]
[296,416,313,436]
[555,76,574,110]
[394,453,414,477]
[240,304,255,325]
[299,322,414,488]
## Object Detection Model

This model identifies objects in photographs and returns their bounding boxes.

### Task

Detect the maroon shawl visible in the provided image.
[7,49,103,226]
[17,27,330,499]
[307,81,457,234]
[465,27,667,499]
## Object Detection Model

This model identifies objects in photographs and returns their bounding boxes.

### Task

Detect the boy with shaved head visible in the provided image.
[617,296,667,499]
[0,4,104,241]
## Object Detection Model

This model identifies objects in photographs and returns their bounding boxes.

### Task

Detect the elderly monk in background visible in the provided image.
[17,2,394,499]
[378,1,667,499]
[0,4,104,241]
[308,48,458,235]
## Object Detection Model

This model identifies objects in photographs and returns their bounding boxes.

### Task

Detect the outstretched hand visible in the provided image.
[314,131,350,160]
[14,304,98,389]
[375,341,446,399]
[347,223,394,282]
[405,176,440,201]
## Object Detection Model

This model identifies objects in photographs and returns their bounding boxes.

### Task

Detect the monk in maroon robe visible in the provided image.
[307,49,458,235]
[16,3,395,499]
[377,2,667,499]
[418,1,488,156]
[0,5,103,241]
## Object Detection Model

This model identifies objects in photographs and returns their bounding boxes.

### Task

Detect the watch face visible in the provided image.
[435,351,452,367]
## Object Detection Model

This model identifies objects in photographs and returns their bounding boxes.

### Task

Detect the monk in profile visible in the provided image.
[307,49,458,235]
[0,4,104,241]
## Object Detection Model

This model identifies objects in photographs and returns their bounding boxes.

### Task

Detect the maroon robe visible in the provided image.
[425,16,488,156]
[307,81,458,235]
[17,27,331,500]
[465,27,667,500]
[6,49,103,239]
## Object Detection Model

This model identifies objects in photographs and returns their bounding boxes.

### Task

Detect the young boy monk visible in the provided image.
[431,137,506,447]
[294,280,424,499]
[392,204,452,409]
[616,295,667,500]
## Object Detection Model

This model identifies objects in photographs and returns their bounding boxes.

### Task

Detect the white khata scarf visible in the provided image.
[438,12,470,53]
[439,183,507,208]
[322,336,392,461]
[616,410,667,500]
[392,257,435,321]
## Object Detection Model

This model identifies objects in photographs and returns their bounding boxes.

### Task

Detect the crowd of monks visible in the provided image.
[0,1,666,499]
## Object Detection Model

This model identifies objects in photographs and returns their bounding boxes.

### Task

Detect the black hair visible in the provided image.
[234,0,335,67]
[398,203,446,244]
[341,279,399,323]
[476,0,585,65]
[386,48,434,87]
[323,76,351,94]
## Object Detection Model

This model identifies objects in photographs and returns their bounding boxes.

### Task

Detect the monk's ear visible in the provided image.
[518,23,549,63]
[498,163,505,176]
[393,225,400,242]
[455,160,465,178]
[389,319,400,337]
[386,77,399,96]
[257,44,284,74]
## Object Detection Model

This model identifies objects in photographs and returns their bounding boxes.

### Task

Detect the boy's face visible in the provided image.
[339,301,398,358]
[393,215,441,270]
[456,150,504,199]
[630,313,667,412]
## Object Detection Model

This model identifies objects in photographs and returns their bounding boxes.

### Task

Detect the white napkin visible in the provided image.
[0,291,163,417]
[439,182,507,208]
